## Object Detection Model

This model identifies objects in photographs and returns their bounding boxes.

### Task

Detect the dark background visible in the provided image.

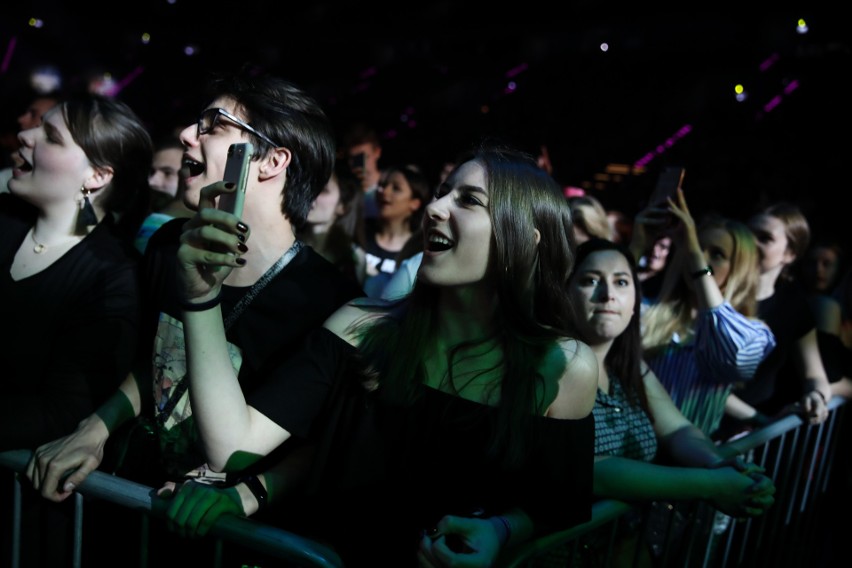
[2,3,849,245]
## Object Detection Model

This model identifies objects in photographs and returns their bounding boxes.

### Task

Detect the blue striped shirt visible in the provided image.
[643,301,776,437]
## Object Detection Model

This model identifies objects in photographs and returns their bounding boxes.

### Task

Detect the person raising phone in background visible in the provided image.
[629,166,684,301]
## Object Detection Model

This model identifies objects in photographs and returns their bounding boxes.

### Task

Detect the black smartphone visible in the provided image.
[648,166,686,207]
[218,142,254,218]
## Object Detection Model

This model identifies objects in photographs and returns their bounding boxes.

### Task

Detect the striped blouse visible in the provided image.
[644,301,776,437]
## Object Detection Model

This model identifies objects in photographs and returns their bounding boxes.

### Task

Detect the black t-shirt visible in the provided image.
[0,193,140,451]
[732,279,814,415]
[138,219,364,478]
[817,329,852,384]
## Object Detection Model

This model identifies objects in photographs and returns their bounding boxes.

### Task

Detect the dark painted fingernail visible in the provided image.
[225,182,235,189]
[237,243,248,253]
[236,257,246,265]
[237,222,248,233]
[237,233,245,243]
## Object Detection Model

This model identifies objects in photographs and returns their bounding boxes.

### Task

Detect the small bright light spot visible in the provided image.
[734,84,744,95]
[28,18,44,28]
[30,66,62,93]
[736,92,748,102]
[89,73,116,96]
[167,0,177,4]
[796,18,808,34]
[600,42,609,52]
[141,33,151,44]
[183,45,197,56]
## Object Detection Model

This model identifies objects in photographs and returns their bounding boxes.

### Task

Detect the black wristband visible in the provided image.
[238,474,268,512]
[178,293,222,312]
[691,265,714,280]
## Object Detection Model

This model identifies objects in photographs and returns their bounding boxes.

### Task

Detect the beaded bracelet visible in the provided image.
[178,293,222,312]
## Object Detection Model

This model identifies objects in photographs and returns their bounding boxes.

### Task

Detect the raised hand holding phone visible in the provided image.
[218,142,254,218]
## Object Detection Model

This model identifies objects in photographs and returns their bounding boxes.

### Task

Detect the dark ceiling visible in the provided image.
[2,4,850,233]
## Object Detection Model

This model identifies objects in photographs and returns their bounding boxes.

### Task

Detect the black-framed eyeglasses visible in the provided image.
[196,107,281,148]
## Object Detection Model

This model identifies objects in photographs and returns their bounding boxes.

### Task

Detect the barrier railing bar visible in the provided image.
[3,396,847,568]
[0,449,344,568]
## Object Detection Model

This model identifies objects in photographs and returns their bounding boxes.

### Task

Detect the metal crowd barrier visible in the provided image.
[500,396,849,567]
[2,396,847,568]
[0,449,343,568]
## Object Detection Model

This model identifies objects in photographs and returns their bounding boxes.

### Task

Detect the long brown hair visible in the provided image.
[355,144,579,466]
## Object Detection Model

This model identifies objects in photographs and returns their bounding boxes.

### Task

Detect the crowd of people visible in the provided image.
[1,67,849,567]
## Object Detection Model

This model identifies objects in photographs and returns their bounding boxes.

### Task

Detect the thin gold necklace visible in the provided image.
[30,230,47,254]
[29,229,80,254]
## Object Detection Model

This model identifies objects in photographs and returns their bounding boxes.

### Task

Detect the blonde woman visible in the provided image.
[640,189,776,438]
[568,195,612,244]
[722,202,832,436]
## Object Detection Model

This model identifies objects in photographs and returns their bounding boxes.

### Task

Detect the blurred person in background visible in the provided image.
[134,134,193,254]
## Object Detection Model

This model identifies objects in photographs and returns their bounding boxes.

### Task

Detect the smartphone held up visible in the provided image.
[646,166,686,232]
[649,166,686,207]
[218,142,254,218]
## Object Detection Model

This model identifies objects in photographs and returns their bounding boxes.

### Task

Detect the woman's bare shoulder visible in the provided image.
[544,338,599,419]
[322,297,395,345]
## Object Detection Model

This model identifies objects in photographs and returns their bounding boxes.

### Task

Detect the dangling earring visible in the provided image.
[77,186,98,231]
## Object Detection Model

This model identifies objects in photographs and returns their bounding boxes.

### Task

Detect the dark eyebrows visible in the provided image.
[580,269,632,279]
[458,184,487,196]
[436,182,487,198]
